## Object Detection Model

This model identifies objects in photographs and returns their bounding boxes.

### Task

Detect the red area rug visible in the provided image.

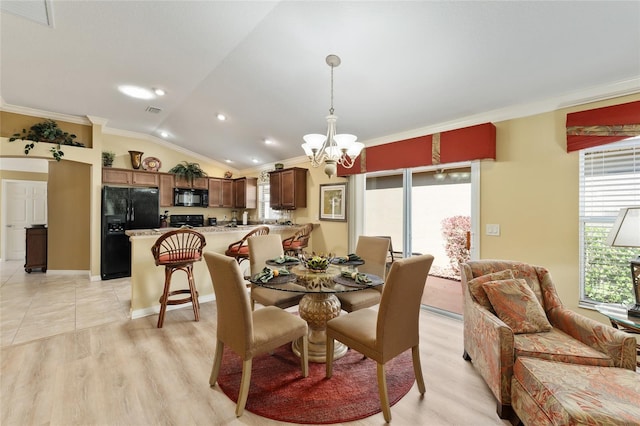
[216,344,414,424]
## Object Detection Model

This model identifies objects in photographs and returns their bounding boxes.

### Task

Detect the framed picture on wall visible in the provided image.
[319,183,347,222]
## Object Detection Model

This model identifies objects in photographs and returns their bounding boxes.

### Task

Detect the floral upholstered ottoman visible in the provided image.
[511,357,640,425]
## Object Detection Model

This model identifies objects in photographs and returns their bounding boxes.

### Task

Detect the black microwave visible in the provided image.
[174,188,208,207]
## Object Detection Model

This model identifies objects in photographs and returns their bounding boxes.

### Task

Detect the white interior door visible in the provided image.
[2,180,48,261]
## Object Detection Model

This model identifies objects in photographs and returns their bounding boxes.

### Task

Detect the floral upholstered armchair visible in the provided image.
[461,260,636,419]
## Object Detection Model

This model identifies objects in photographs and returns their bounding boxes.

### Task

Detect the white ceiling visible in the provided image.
[2,1,639,172]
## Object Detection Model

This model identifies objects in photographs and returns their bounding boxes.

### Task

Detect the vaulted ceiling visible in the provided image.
[2,1,639,171]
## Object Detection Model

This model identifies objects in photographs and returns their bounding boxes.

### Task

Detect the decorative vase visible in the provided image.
[128,151,143,169]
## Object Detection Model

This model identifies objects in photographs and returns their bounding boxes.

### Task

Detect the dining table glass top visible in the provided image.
[250,264,383,294]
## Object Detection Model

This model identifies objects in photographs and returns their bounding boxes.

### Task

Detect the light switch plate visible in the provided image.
[486,224,500,236]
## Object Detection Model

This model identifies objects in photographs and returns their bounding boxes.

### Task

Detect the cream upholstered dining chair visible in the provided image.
[204,252,309,417]
[248,234,304,310]
[337,236,390,312]
[326,254,434,423]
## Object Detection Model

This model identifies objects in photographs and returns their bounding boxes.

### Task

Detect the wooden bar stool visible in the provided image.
[282,223,313,257]
[151,229,206,328]
[224,226,269,265]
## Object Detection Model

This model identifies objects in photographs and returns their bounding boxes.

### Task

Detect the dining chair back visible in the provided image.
[356,236,390,278]
[204,252,309,417]
[151,229,206,328]
[224,225,269,265]
[337,236,390,312]
[248,234,303,310]
[326,254,434,423]
[374,236,423,275]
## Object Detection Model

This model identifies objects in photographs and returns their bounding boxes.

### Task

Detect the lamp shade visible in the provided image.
[606,207,640,248]
[302,134,327,150]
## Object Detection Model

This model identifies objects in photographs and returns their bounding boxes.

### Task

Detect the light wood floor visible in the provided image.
[0,260,509,425]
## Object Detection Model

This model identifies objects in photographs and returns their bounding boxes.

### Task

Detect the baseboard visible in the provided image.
[45,269,90,276]
[131,293,216,319]
[422,304,463,322]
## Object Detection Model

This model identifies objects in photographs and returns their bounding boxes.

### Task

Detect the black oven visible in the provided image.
[174,188,208,207]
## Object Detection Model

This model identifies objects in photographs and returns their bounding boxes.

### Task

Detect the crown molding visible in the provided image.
[87,115,109,126]
[102,126,237,173]
[239,154,310,175]
[364,77,640,148]
[0,102,92,126]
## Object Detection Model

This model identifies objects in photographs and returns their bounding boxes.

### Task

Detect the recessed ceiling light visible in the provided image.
[154,88,166,96]
[160,131,169,138]
[225,159,233,163]
[264,139,273,145]
[118,85,155,100]
[252,159,260,164]
[217,113,227,121]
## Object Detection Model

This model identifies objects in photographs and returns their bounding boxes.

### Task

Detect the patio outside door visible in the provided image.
[364,166,471,315]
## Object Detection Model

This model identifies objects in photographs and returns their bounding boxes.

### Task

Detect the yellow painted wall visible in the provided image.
[47,160,92,270]
[480,92,640,321]
[0,111,93,148]
[244,159,350,256]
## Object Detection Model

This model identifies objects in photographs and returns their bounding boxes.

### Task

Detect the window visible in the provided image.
[257,182,280,221]
[579,138,640,306]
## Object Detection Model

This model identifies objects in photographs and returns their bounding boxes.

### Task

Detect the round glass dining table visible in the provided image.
[251,264,383,363]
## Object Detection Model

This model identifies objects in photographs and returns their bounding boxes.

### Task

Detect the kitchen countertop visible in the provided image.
[127,222,316,318]
[125,223,302,237]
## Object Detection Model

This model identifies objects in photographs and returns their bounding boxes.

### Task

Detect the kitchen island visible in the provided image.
[125,224,306,318]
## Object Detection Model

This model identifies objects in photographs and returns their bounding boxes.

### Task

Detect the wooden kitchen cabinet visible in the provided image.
[175,176,209,189]
[102,168,159,187]
[159,173,174,207]
[132,170,159,186]
[208,178,234,208]
[102,168,132,185]
[234,177,257,209]
[25,226,47,273]
[269,167,307,210]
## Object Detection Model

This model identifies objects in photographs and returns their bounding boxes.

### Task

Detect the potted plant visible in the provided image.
[168,161,208,184]
[102,151,115,167]
[9,119,85,161]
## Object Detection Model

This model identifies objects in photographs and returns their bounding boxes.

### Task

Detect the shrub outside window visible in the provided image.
[579,138,640,305]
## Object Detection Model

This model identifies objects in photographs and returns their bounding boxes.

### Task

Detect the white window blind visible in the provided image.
[579,137,640,305]
[257,182,280,220]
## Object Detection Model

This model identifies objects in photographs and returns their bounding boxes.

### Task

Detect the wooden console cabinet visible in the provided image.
[25,226,47,273]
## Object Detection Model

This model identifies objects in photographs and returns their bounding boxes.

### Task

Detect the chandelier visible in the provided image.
[302,54,364,178]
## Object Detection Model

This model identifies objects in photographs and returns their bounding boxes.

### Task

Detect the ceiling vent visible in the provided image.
[145,106,162,114]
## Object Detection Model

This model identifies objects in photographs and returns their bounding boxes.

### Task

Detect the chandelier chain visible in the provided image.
[329,63,335,115]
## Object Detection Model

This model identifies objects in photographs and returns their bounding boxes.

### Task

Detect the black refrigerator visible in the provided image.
[101,186,160,280]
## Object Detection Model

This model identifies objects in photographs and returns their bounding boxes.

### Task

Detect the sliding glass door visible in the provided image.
[363,165,472,315]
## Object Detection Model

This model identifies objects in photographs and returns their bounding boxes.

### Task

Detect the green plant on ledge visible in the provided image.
[168,161,208,184]
[9,119,85,161]
[102,151,116,167]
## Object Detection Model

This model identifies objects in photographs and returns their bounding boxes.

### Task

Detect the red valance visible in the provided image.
[566,100,640,152]
[337,123,496,176]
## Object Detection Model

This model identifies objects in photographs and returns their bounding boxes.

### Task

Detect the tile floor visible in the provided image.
[0,259,463,348]
[0,260,131,347]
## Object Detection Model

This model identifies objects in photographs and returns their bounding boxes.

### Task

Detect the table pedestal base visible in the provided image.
[292,292,347,363]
